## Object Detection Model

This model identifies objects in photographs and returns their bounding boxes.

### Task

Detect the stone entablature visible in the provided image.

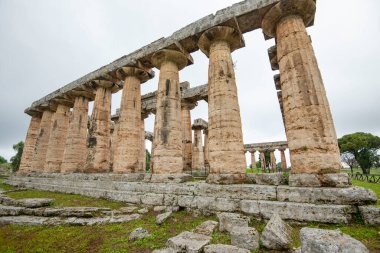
[6,174,377,225]
[244,141,288,152]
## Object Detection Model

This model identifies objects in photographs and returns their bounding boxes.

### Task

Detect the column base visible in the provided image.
[289,173,351,188]
[150,173,193,183]
[206,173,246,185]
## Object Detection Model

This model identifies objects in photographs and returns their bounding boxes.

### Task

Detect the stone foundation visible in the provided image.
[5,173,378,225]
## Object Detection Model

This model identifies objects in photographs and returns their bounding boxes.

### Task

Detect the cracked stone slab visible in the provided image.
[166,231,211,253]
[261,213,292,250]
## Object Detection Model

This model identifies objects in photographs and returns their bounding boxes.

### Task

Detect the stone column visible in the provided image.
[203,128,209,169]
[192,127,205,170]
[44,103,71,172]
[61,96,90,173]
[269,150,277,172]
[259,151,266,172]
[30,109,54,172]
[140,115,149,171]
[85,80,118,173]
[198,26,246,184]
[113,67,151,173]
[18,113,42,173]
[151,49,188,175]
[250,150,256,169]
[181,102,195,172]
[279,148,287,171]
[262,0,342,180]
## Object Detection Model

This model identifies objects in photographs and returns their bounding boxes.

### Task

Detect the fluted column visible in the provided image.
[259,151,266,172]
[44,104,71,172]
[250,150,256,169]
[85,80,118,173]
[269,150,277,172]
[280,148,287,171]
[262,0,341,175]
[203,128,209,168]
[30,109,54,172]
[181,102,195,172]
[140,115,149,171]
[61,96,90,173]
[18,113,42,173]
[113,67,151,173]
[198,26,246,184]
[192,128,205,170]
[151,49,188,174]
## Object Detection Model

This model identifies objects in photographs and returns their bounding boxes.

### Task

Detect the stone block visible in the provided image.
[230,226,260,250]
[206,174,246,184]
[150,174,193,183]
[261,213,292,250]
[164,194,178,206]
[254,173,285,186]
[141,193,164,206]
[240,200,260,216]
[129,227,151,241]
[204,244,250,253]
[0,205,24,216]
[318,173,351,188]
[192,220,218,236]
[277,186,377,205]
[289,174,321,187]
[0,215,49,226]
[156,211,172,225]
[289,173,352,188]
[178,195,194,207]
[217,212,249,232]
[166,231,211,253]
[359,206,380,225]
[300,228,369,253]
[153,206,167,212]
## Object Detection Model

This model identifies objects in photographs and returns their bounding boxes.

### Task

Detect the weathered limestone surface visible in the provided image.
[280,149,287,170]
[289,173,351,188]
[204,244,250,253]
[260,151,266,171]
[300,228,369,253]
[113,67,151,173]
[261,214,292,250]
[129,227,151,241]
[151,50,188,174]
[217,212,249,232]
[85,82,115,173]
[181,102,194,172]
[203,129,209,167]
[230,226,260,250]
[61,96,89,173]
[6,174,376,224]
[156,211,172,225]
[19,115,41,173]
[198,26,246,184]
[359,206,380,225]
[192,220,218,236]
[262,0,341,175]
[166,231,211,253]
[140,118,146,171]
[269,150,276,171]
[31,110,54,171]
[250,151,256,168]
[44,104,70,172]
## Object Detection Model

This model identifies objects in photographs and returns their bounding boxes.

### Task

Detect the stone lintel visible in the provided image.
[244,141,288,152]
[192,118,208,130]
[26,0,284,113]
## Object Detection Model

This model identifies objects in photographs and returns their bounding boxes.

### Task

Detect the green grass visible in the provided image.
[0,178,14,191]
[342,167,380,175]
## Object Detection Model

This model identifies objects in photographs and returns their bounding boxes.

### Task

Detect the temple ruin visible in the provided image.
[9,0,379,225]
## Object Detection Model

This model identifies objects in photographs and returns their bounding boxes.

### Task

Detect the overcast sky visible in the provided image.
[0,0,379,166]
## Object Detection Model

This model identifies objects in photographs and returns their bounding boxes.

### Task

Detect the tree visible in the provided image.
[338,132,380,175]
[340,152,357,174]
[0,156,7,164]
[10,141,24,172]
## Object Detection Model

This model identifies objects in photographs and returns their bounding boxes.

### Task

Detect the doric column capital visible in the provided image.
[262,0,316,38]
[181,101,197,110]
[250,149,256,154]
[90,80,120,93]
[198,26,244,57]
[151,49,189,71]
[116,66,154,83]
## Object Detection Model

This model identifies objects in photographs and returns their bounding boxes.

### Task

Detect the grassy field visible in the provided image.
[0,178,379,252]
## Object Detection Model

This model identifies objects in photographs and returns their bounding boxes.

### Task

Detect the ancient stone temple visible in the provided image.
[11,0,379,226]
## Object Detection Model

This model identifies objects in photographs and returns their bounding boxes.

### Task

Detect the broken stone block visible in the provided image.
[153,206,167,212]
[359,206,380,225]
[204,244,250,253]
[156,211,172,225]
[166,231,211,253]
[230,226,259,250]
[300,227,369,253]
[217,212,249,232]
[119,206,137,213]
[261,213,292,250]
[137,207,149,214]
[192,220,218,236]
[129,227,151,241]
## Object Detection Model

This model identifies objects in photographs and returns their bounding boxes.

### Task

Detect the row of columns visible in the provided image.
[19,0,342,185]
[250,149,288,172]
